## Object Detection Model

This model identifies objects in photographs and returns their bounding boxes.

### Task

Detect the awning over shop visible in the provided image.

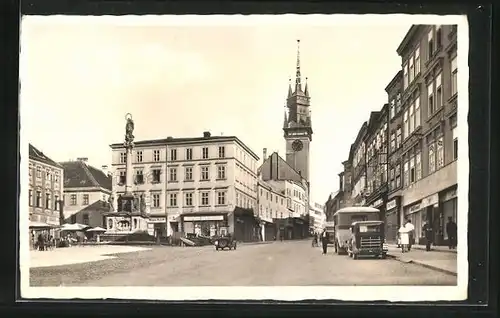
[60,223,90,231]
[29,221,57,229]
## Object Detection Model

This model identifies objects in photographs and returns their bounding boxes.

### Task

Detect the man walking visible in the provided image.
[320,228,329,255]
[405,219,415,251]
[422,221,433,251]
[446,217,457,249]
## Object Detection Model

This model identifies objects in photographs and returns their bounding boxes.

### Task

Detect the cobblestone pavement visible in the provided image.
[30,240,456,286]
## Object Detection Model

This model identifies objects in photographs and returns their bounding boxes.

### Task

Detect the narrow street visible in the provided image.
[30,240,456,286]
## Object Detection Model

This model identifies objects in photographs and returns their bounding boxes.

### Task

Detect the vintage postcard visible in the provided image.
[19,13,468,302]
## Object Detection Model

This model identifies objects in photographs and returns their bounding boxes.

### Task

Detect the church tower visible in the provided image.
[283,39,313,182]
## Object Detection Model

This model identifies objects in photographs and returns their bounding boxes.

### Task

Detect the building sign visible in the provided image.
[184,215,224,222]
[421,194,439,209]
[443,188,457,202]
[386,199,397,211]
[369,198,384,208]
[288,131,307,136]
[168,215,179,222]
[407,202,421,215]
[148,217,166,223]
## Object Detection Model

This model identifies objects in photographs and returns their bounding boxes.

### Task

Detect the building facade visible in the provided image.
[350,123,368,206]
[364,105,389,225]
[385,70,405,243]
[257,178,288,241]
[28,144,64,227]
[60,158,112,228]
[310,202,326,232]
[397,24,458,245]
[109,132,260,242]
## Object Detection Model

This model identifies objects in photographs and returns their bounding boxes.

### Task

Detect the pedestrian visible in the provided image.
[446,217,457,250]
[320,228,329,255]
[398,225,409,253]
[405,219,415,251]
[312,233,318,247]
[422,222,433,251]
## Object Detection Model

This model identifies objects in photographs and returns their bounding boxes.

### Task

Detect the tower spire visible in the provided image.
[283,105,288,128]
[287,77,293,98]
[304,77,309,97]
[295,39,302,91]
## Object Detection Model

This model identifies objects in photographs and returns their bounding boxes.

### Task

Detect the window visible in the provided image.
[428,143,436,174]
[403,110,409,140]
[202,147,209,159]
[201,192,209,206]
[169,168,177,181]
[54,172,59,183]
[415,47,421,75]
[415,96,421,128]
[83,194,89,205]
[82,213,89,225]
[70,215,76,223]
[436,25,442,48]
[409,55,415,83]
[120,152,126,163]
[427,82,434,117]
[54,195,59,210]
[29,166,32,177]
[36,166,41,178]
[437,136,444,169]
[186,148,193,160]
[453,128,458,160]
[218,146,225,158]
[201,166,209,180]
[152,193,160,208]
[389,168,395,190]
[185,167,193,181]
[29,189,33,206]
[217,165,226,179]
[451,56,458,96]
[135,170,144,184]
[415,148,422,180]
[217,191,226,205]
[390,100,395,119]
[70,194,77,205]
[152,169,161,183]
[409,154,415,183]
[185,193,193,206]
[44,192,51,209]
[427,28,434,59]
[119,171,126,185]
[409,100,415,134]
[169,193,177,207]
[35,191,41,207]
[436,73,443,109]
[136,151,143,163]
[153,150,160,162]
[403,160,409,187]
[46,171,51,181]
[395,164,401,188]
[396,127,402,148]
[170,148,177,161]
[403,62,409,90]
[396,93,401,113]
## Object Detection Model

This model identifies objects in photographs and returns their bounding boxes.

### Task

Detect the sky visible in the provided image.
[20,15,414,205]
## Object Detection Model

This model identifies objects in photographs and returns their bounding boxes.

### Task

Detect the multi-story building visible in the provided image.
[385,71,404,243]
[60,158,112,228]
[109,132,260,242]
[350,122,368,205]
[257,178,288,241]
[28,144,64,228]
[396,24,458,245]
[364,104,389,222]
[309,202,325,232]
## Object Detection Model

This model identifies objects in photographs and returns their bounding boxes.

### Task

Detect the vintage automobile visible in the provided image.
[347,220,388,259]
[333,206,381,255]
[214,234,237,251]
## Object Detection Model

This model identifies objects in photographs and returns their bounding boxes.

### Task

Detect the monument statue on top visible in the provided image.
[125,114,135,146]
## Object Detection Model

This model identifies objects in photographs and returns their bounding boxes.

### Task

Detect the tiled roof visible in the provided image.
[79,200,111,213]
[29,144,63,168]
[60,160,112,190]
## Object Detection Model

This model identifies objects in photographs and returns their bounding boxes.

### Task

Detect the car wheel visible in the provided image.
[381,254,386,259]
[353,253,358,260]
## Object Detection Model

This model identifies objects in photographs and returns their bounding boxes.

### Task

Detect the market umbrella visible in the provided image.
[60,223,89,231]
[86,227,106,232]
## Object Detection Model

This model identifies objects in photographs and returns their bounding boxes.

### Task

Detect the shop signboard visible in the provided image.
[148,217,166,224]
[386,199,397,211]
[443,188,457,202]
[408,202,421,215]
[369,198,384,208]
[184,215,224,222]
[421,194,439,208]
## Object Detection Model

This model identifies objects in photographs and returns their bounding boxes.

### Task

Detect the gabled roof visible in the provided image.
[29,144,63,168]
[78,200,111,213]
[60,160,112,190]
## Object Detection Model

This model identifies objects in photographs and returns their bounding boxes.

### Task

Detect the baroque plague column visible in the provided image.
[104,114,148,237]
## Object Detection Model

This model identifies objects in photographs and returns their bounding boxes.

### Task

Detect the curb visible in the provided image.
[388,245,457,254]
[387,254,457,276]
[240,241,274,246]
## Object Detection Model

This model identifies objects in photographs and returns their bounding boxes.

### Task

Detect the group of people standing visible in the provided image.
[35,232,55,251]
[399,217,457,252]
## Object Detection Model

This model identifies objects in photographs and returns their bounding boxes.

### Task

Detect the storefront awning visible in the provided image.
[29,221,57,229]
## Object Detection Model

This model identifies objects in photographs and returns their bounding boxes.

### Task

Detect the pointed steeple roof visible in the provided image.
[295,39,302,93]
[304,77,309,97]
[287,77,293,98]
[283,108,288,128]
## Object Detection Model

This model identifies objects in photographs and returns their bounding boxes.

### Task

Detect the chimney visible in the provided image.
[77,157,88,163]
[203,131,211,138]
[263,148,267,160]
